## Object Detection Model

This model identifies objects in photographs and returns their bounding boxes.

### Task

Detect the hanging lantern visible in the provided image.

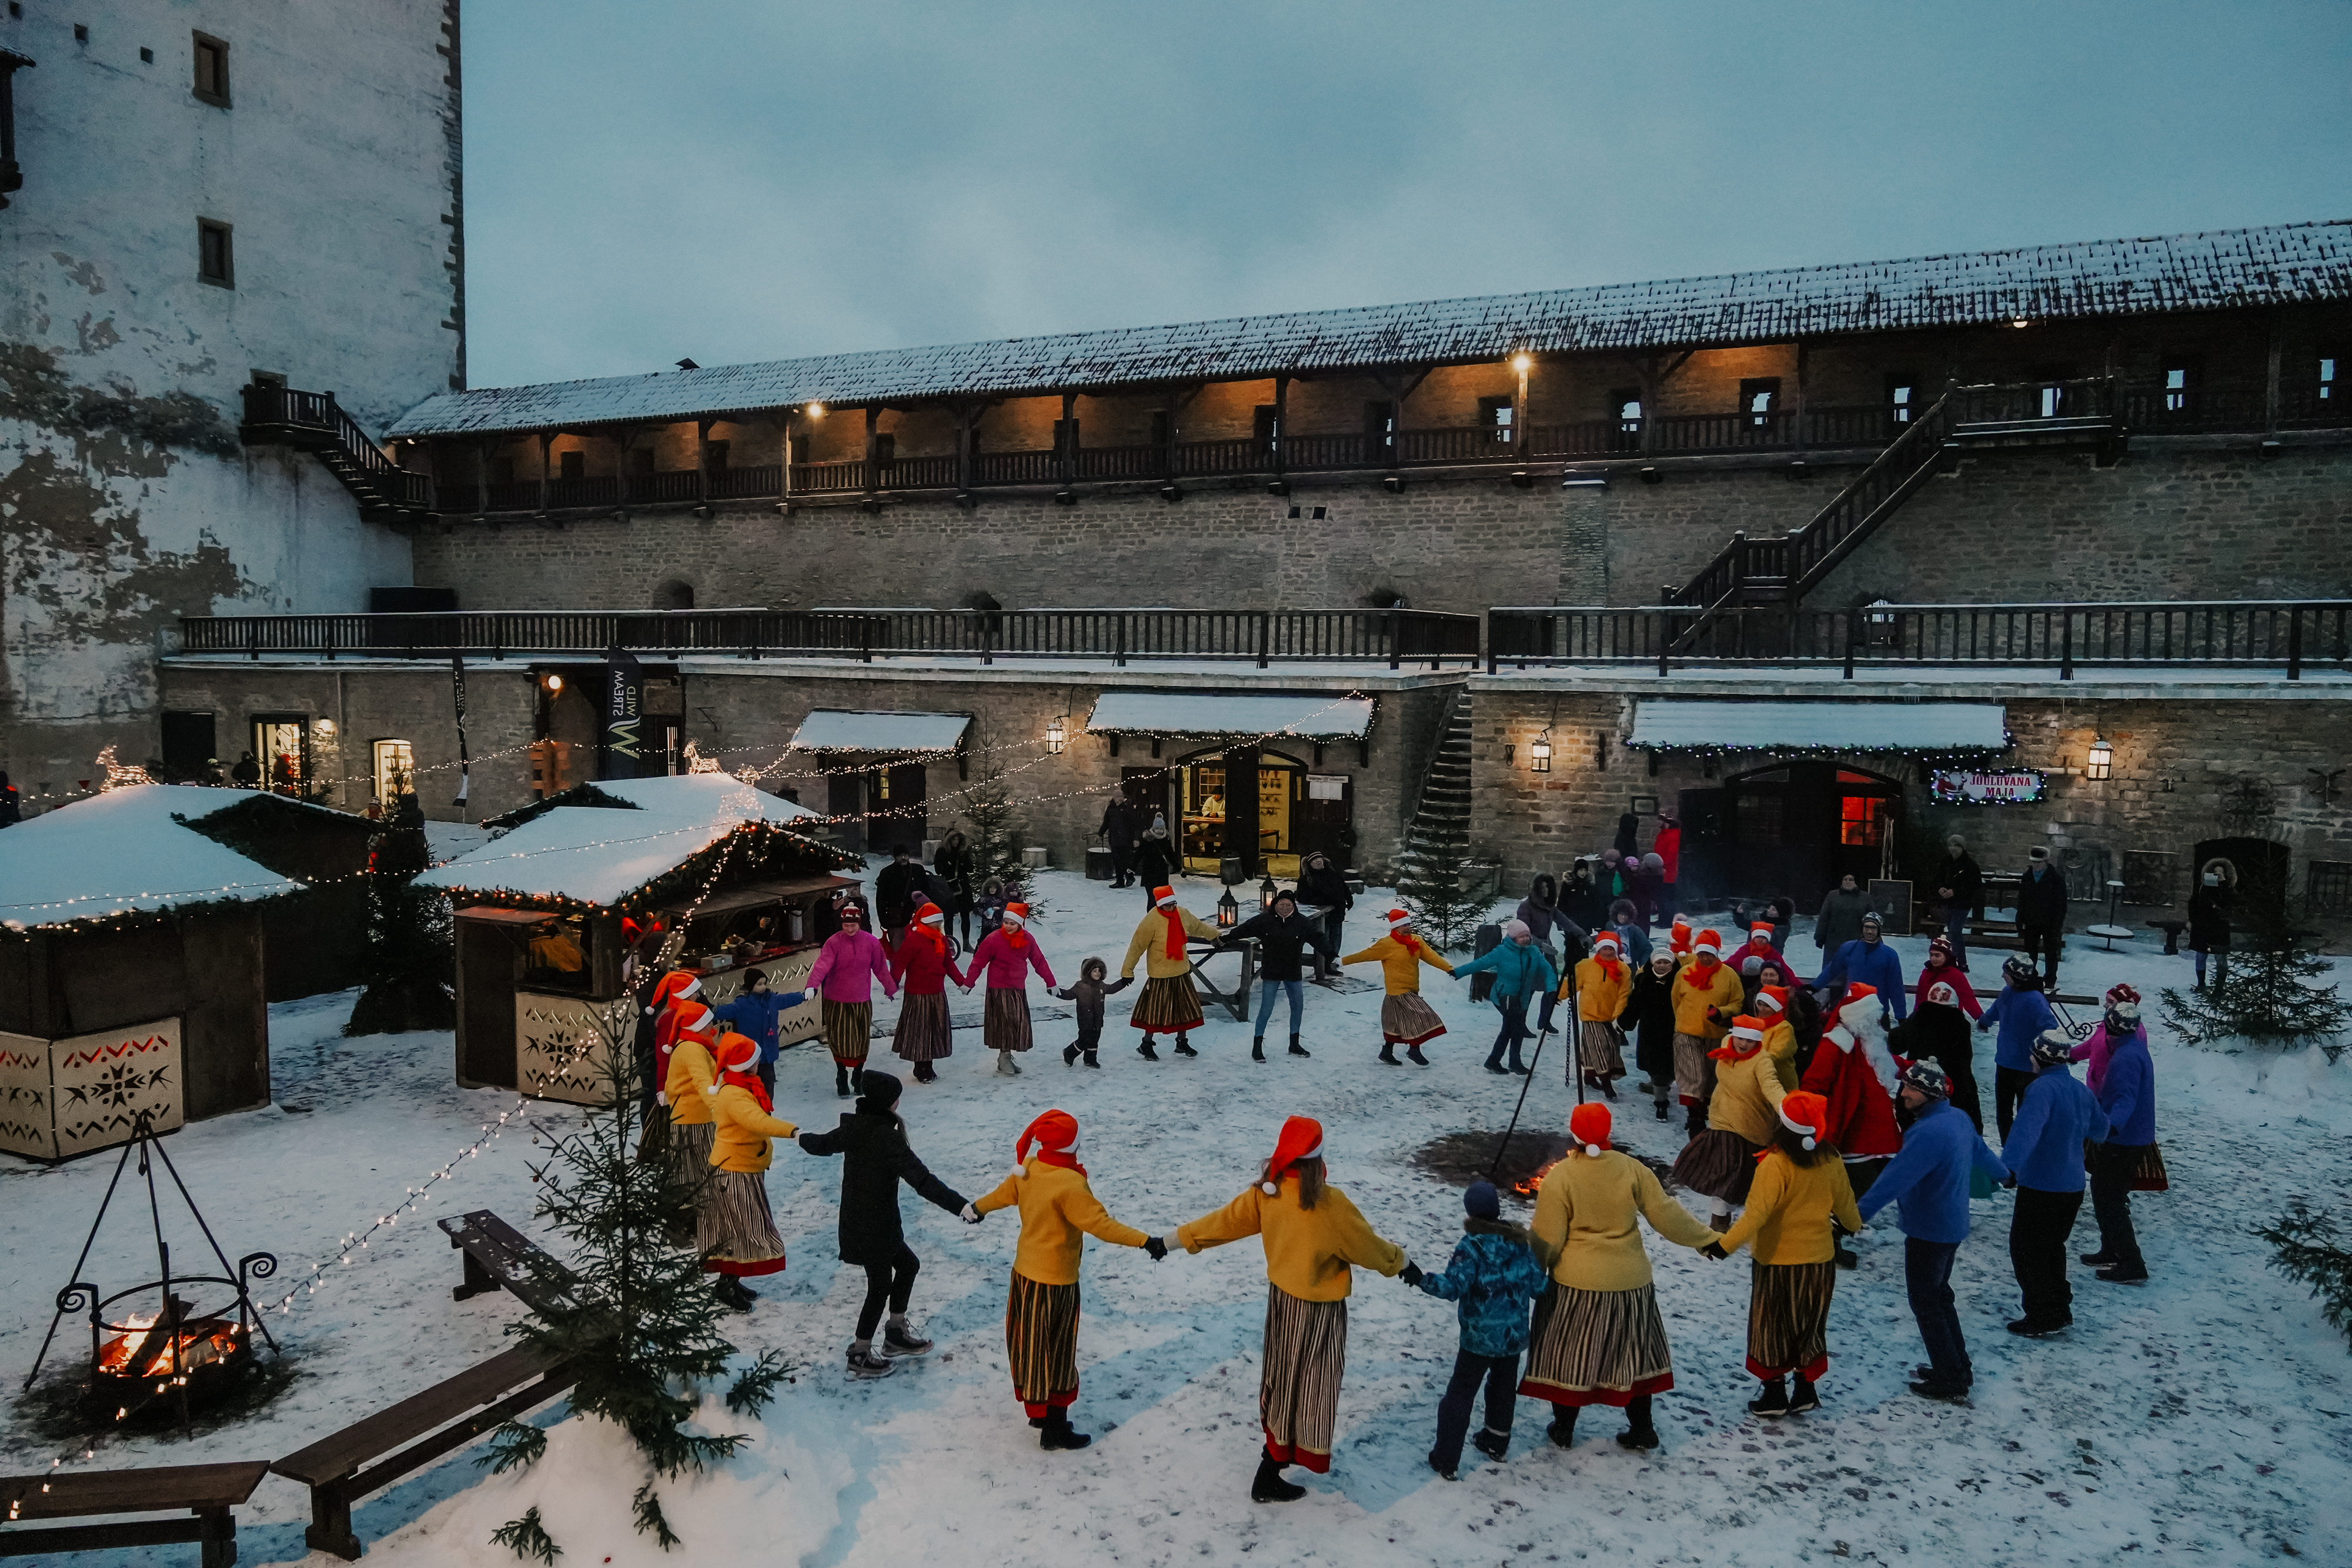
[1260,874,1278,910]
[1216,887,1240,929]
[2085,736,2112,781]
[1529,728,1553,774]
[1045,715,1067,755]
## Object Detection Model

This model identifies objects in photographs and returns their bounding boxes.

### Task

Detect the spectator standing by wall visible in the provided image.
[2016,846,2070,987]
[1930,835,1984,972]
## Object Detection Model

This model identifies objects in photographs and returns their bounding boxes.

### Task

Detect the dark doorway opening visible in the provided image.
[828,772,866,854]
[873,763,928,848]
[1174,745,1320,878]
[1717,760,1906,908]
[161,710,217,783]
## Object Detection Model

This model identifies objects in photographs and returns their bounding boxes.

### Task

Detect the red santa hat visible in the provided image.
[1711,1015,1767,1060]
[1385,908,1415,931]
[1669,916,1693,955]
[1749,923,1775,943]
[916,904,944,927]
[714,1031,759,1073]
[1260,1115,1326,1195]
[1569,1101,1612,1158]
[1834,982,1879,1024]
[1778,1089,1830,1150]
[1014,1108,1081,1176]
[672,1001,717,1041]
[1692,928,1723,960]
[1755,984,1788,1016]
[1153,885,1178,907]
[646,969,701,1015]
[1592,932,1621,955]
[1003,902,1030,925]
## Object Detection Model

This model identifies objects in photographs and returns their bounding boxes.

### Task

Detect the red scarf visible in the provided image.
[1002,922,1030,951]
[1032,1147,1084,1175]
[911,921,947,961]
[721,1066,770,1114]
[1594,953,1623,985]
[1161,907,1185,960]
[1392,928,1422,955]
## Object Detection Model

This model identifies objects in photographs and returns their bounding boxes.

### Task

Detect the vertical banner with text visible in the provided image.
[450,654,472,812]
[603,645,645,780]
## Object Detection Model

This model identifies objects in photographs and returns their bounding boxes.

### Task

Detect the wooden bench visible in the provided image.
[437,1209,577,1315]
[1,1460,269,1567]
[272,1342,576,1560]
[1186,938,1257,1024]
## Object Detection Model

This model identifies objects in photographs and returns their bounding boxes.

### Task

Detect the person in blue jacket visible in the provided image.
[2076,989,2158,1285]
[714,968,808,1101]
[1812,911,1907,1024]
[1606,900,1653,967]
[1998,1029,2111,1338]
[1412,1179,1548,1479]
[1452,920,1560,1076]
[1977,957,2060,1139]
[1859,1060,2008,1399]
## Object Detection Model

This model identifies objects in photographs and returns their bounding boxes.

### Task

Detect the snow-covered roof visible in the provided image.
[1086,690,1377,740]
[1627,700,2009,753]
[386,219,2352,438]
[0,786,302,925]
[415,774,826,905]
[789,710,971,753]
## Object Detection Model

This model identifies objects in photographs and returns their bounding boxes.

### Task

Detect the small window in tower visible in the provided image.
[197,219,233,287]
[2321,352,2343,404]
[1885,374,1917,424]
[192,32,229,107]
[1479,396,1515,443]
[1739,377,1781,427]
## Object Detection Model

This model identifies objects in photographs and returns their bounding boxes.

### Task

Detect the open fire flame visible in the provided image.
[98,1309,244,1385]
[1511,1159,1560,1199]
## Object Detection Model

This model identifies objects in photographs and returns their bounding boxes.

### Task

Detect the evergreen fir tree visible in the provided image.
[2255,1202,2352,1350]
[1395,809,1486,952]
[344,817,455,1035]
[953,763,1031,897]
[2160,882,2348,1052]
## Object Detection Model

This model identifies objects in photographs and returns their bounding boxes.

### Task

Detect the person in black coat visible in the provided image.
[1098,794,1144,887]
[797,1071,973,1378]
[1621,950,1680,1122]
[1134,820,1181,910]
[1295,850,1354,979]
[1783,979,1826,1079]
[1220,891,1338,1061]
[2188,858,2235,991]
[934,831,978,945]
[875,844,930,946]
[2015,847,2070,985]
[1929,835,1985,973]
[1559,858,1611,932]
[813,887,873,944]
[1613,812,1641,860]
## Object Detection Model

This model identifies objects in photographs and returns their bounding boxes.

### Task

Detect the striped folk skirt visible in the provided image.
[699,1167,787,1277]
[1260,1285,1348,1473]
[891,991,953,1063]
[1578,1019,1627,1077]
[1746,1260,1837,1380]
[1380,992,1447,1046]
[1518,1281,1675,1407]
[823,999,873,1066]
[1671,1128,1763,1203]
[1005,1271,1082,1417]
[662,1118,716,1193]
[985,987,1035,1052]
[1131,974,1204,1032]
[1672,1032,1719,1106]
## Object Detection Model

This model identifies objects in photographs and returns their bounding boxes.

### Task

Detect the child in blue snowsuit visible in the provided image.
[1411,1179,1548,1477]
[714,968,807,1100]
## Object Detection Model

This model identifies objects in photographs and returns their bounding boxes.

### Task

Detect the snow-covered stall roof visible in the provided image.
[387,219,2352,437]
[415,774,829,906]
[0,786,302,925]
[1086,691,1376,740]
[790,710,971,753]
[1627,700,2009,753]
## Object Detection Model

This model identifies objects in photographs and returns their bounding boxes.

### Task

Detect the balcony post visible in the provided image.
[1058,392,1077,491]
[535,432,553,517]
[1512,353,1531,462]
[610,427,634,517]
[2288,603,2304,681]
[2265,315,2284,443]
[777,407,797,514]
[473,439,489,518]
[862,406,880,503]
[1272,375,1289,485]
[954,401,974,494]
[1792,338,1808,448]
[696,419,714,516]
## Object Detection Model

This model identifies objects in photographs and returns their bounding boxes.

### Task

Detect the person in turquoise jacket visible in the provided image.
[1414,1180,1548,1478]
[1452,920,1559,1076]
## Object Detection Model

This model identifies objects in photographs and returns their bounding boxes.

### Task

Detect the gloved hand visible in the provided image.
[2002,1174,2018,1190]
[1144,1235,1168,1261]
[1706,1006,1726,1024]
[1699,1241,1729,1261]
[960,1203,983,1224]
[655,1091,669,1107]
[1399,1261,1425,1288]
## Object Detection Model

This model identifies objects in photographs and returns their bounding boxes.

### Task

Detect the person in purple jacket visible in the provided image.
[964,900,1057,1078]
[807,904,897,1097]
[1859,1060,2007,1400]
[1998,1029,2112,1338]
[2073,983,2157,1284]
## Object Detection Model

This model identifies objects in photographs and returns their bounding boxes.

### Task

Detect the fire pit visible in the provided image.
[25,1113,278,1429]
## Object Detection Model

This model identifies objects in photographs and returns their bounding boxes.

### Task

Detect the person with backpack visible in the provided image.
[1411,1180,1547,1479]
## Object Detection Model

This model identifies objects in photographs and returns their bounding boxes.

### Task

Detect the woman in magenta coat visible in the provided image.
[807,904,897,1098]
[964,901,1057,1077]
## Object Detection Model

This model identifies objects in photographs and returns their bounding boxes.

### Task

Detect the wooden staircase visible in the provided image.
[1395,689,1475,892]
[239,385,435,519]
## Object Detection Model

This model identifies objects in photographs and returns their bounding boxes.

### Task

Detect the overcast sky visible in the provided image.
[462,0,2352,389]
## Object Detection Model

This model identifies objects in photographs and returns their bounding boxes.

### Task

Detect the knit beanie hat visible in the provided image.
[1778,1091,1829,1149]
[1464,1180,1501,1220]
[1569,1101,1612,1156]
[1261,1115,1325,1195]
[2032,1028,2076,1067]
[856,1069,903,1114]
[2103,981,2141,1021]
[1899,1059,1950,1099]
[1860,910,1884,932]
[1925,980,1960,1009]
[1504,918,1531,940]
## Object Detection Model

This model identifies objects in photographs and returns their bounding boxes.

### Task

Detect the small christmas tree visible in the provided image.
[2256,1202,2352,1351]
[345,820,456,1035]
[954,763,1031,897]
[2160,881,2347,1054]
[1395,810,1486,952]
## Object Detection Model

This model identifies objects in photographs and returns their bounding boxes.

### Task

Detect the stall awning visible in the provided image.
[1085,690,1375,740]
[1627,700,2008,753]
[790,709,971,753]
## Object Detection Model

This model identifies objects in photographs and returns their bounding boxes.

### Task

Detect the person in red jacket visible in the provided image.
[891,903,969,1086]
[1913,936,1982,1021]
[1651,813,1683,925]
[1736,924,1788,989]
[1799,983,1905,1266]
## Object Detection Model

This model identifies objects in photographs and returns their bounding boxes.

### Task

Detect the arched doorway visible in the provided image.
[1713,760,1906,907]
[1169,744,1320,878]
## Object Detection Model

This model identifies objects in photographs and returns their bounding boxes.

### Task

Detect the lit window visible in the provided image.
[192,32,229,107]
[2161,357,2200,414]
[2320,354,2340,403]
[372,740,415,808]
[1886,375,1916,424]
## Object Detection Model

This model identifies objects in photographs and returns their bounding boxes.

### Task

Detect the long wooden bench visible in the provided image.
[437,1209,577,1314]
[0,1460,269,1567]
[272,1343,575,1560]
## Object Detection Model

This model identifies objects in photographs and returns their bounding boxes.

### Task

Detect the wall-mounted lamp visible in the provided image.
[1529,728,1553,774]
[2085,736,2113,781]
[1045,715,1067,755]
[1509,352,1533,373]
[806,402,826,418]
[542,673,564,694]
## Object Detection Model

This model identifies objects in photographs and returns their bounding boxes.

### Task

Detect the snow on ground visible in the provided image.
[4,868,2349,1567]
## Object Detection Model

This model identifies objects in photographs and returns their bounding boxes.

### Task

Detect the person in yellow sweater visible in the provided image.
[1165,1115,1412,1503]
[1565,932,1632,1096]
[701,1032,800,1311]
[1342,907,1456,1065]
[1668,930,1746,1136]
[661,1014,722,1243]
[1670,1015,1792,1231]
[1520,1101,1716,1450]
[970,1109,1160,1451]
[1753,984,1802,1091]
[1701,1089,1865,1417]
[1121,885,1222,1060]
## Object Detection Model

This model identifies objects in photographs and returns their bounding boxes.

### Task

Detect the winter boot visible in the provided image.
[713,1276,756,1313]
[846,1343,896,1379]
[835,1065,853,1098]
[1616,1395,1660,1450]
[1137,1038,1160,1061]
[1748,1378,1789,1417]
[1426,1451,1458,1481]
[1288,1034,1310,1058]
[1081,1049,1101,1069]
[1252,1037,1267,1063]
[2096,1262,2150,1284]
[1909,1378,1969,1402]
[1471,1427,1510,1462]
[1484,1054,1512,1075]
[851,1066,867,1096]
[1509,1055,1531,1076]
[1597,1074,1620,1101]
[913,1063,937,1084]
[1653,1093,1669,1122]
[1546,1406,1578,1447]
[1173,1034,1198,1057]
[1406,1045,1431,1066]
[883,1317,932,1356]
[1378,1043,1402,1066]
[1039,1410,1092,1451]
[1250,1457,1306,1504]
[1684,1102,1705,1136]
[1786,1377,1821,1415]
[2078,1249,2115,1268]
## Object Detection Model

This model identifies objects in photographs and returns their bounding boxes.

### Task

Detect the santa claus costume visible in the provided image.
[1120,887,1220,1059]
[969,901,1057,1077]
[1168,1116,1410,1502]
[1342,909,1457,1065]
[1710,1089,1863,1417]
[1800,984,1906,1258]
[971,1110,1155,1450]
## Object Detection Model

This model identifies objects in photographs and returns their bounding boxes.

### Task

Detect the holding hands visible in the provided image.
[960,1202,984,1224]
[1399,1260,1425,1288]
[1699,1241,1729,1261]
[1145,1235,1169,1261]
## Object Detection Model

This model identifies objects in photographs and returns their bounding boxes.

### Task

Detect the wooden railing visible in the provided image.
[179,606,1484,670]
[238,385,434,514]
[1487,600,2352,680]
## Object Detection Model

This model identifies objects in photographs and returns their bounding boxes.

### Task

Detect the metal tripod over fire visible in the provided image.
[24,1112,278,1427]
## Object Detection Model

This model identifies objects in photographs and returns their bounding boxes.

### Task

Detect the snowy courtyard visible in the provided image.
[4,863,2347,1567]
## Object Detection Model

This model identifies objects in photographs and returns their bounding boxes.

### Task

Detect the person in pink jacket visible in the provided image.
[807,904,897,1098]
[964,901,1057,1078]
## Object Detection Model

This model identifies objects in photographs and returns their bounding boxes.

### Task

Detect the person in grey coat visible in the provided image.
[1811,873,1872,954]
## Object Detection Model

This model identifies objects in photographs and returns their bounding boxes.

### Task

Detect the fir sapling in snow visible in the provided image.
[2160,879,2347,1057]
